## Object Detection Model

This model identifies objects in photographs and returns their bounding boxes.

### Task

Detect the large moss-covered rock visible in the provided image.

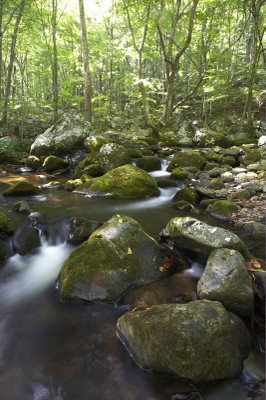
[2,181,40,197]
[42,155,69,173]
[197,248,254,317]
[31,111,92,157]
[59,214,168,303]
[167,150,205,172]
[77,164,160,198]
[164,216,250,260]
[116,300,251,382]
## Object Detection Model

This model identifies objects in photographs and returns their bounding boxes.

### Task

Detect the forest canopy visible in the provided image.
[0,0,264,135]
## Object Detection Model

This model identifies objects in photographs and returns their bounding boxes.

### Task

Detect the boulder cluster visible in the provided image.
[0,112,264,385]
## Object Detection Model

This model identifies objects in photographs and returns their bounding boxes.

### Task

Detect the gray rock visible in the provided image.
[116,300,251,382]
[164,216,250,260]
[13,226,41,255]
[31,111,92,157]
[67,217,102,245]
[197,248,254,317]
[98,143,131,172]
[59,214,169,303]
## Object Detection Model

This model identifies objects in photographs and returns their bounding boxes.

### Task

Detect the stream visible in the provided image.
[0,160,264,400]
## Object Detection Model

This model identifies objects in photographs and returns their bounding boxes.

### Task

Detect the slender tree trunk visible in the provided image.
[157,0,199,123]
[123,0,153,128]
[1,0,25,126]
[242,0,264,127]
[0,0,4,101]
[52,0,59,123]
[78,0,92,123]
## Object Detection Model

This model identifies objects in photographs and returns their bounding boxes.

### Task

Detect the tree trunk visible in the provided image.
[52,0,59,124]
[157,0,199,123]
[1,0,25,126]
[78,0,93,123]
[0,0,4,101]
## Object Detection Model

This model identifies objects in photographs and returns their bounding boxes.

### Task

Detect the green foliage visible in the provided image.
[0,0,264,130]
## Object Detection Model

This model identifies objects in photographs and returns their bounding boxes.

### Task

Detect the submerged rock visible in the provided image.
[164,216,250,260]
[116,300,251,382]
[77,164,160,199]
[59,214,168,303]
[197,248,254,317]
[2,181,40,197]
[30,111,92,157]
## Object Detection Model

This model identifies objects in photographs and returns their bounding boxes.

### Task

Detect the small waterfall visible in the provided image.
[0,221,73,310]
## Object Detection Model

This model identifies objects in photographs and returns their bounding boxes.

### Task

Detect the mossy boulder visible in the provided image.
[116,300,251,382]
[166,150,205,172]
[59,214,168,303]
[221,156,236,167]
[42,155,69,173]
[135,157,161,172]
[0,211,13,237]
[170,168,189,180]
[209,200,238,216]
[77,164,160,199]
[2,181,40,197]
[197,248,254,317]
[194,128,232,148]
[164,216,250,260]
[172,187,199,204]
[208,178,225,190]
[98,143,131,172]
[240,148,261,166]
[12,200,31,213]
[231,189,251,200]
[84,134,108,152]
[26,155,42,170]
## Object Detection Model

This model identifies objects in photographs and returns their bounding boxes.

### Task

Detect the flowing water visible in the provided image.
[0,161,264,400]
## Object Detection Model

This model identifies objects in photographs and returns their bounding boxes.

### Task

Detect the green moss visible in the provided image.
[167,150,205,172]
[173,187,199,204]
[136,157,161,172]
[209,178,225,190]
[83,164,105,177]
[221,156,236,167]
[170,168,189,180]
[26,155,41,170]
[0,211,12,233]
[210,200,238,216]
[2,181,40,197]
[241,148,261,166]
[42,155,69,173]
[79,164,160,198]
